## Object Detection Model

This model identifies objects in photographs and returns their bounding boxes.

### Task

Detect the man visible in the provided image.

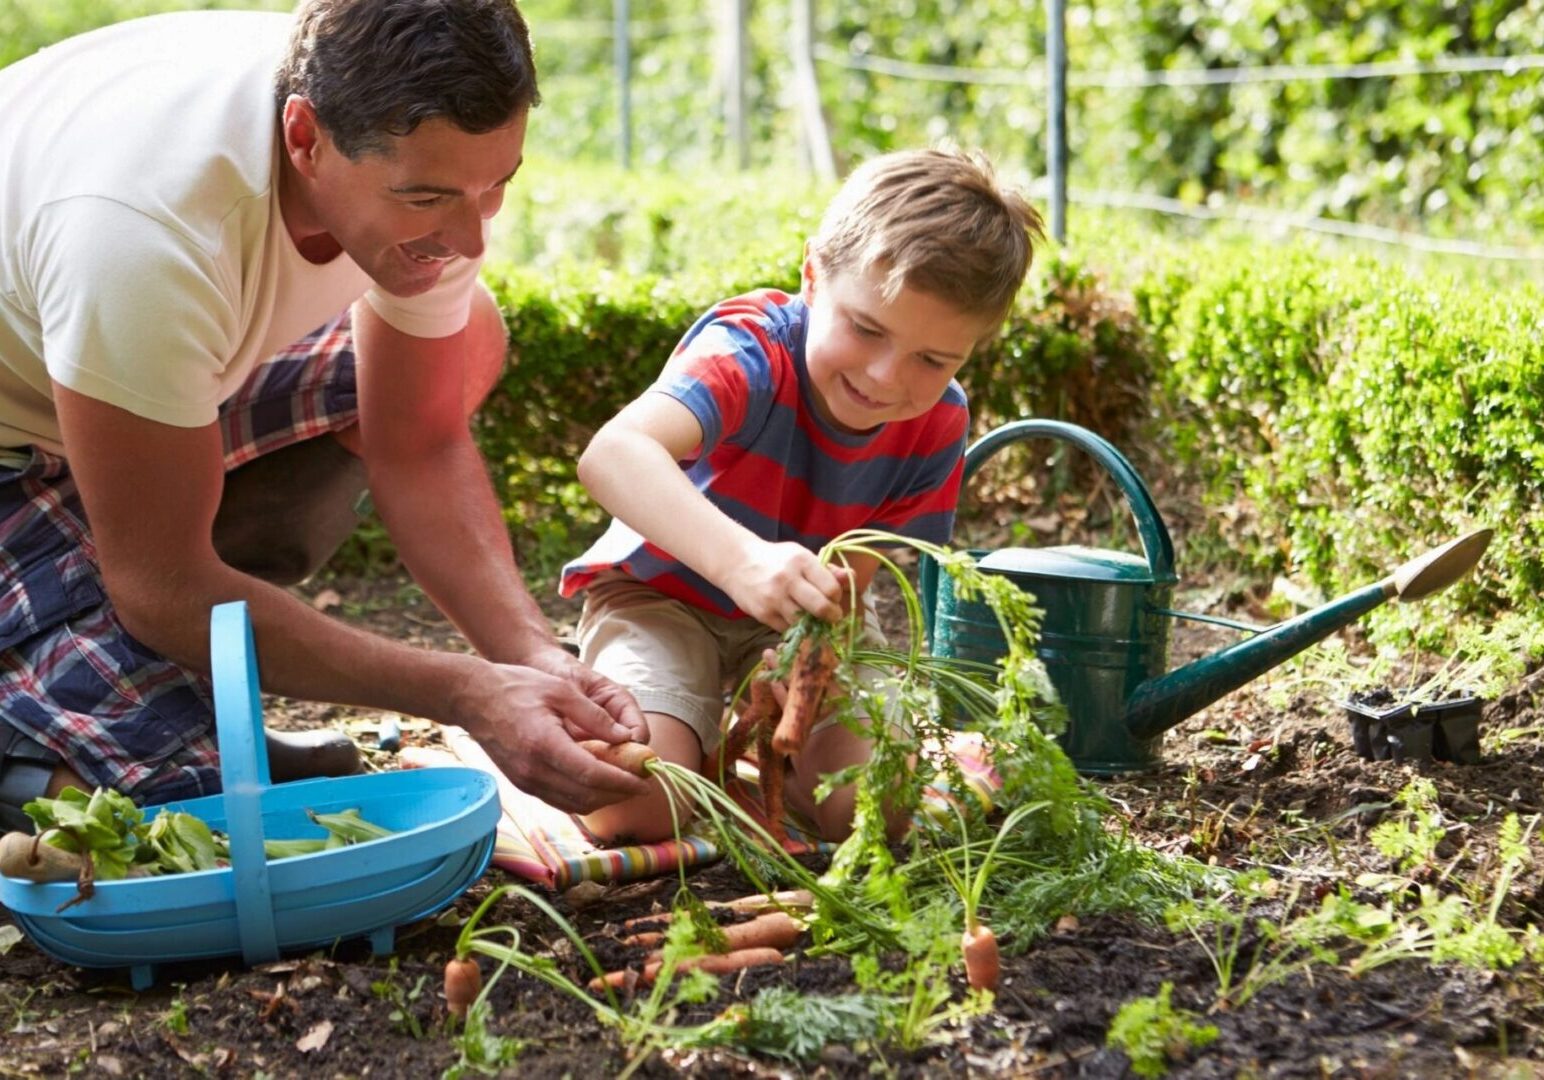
[0,0,650,831]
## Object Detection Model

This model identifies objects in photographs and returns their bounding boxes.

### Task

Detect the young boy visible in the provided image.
[561,147,1044,843]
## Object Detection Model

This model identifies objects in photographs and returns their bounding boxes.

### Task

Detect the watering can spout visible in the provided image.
[1123,528,1494,741]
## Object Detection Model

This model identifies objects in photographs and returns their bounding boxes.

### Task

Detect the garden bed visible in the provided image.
[3,571,1542,1077]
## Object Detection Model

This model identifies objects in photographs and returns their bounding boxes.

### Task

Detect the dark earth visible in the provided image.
[4,547,1543,1078]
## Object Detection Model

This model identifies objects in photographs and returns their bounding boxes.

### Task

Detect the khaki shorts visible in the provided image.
[576,574,885,755]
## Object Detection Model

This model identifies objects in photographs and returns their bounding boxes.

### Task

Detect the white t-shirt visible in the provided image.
[0,10,481,454]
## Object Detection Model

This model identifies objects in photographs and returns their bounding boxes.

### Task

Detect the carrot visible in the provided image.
[577,739,658,778]
[443,956,482,1017]
[756,723,788,846]
[962,923,1000,993]
[714,889,814,915]
[771,635,837,757]
[626,910,804,952]
[717,679,776,780]
[642,946,785,984]
[396,746,461,770]
[586,968,641,996]
[0,831,84,883]
[642,911,802,959]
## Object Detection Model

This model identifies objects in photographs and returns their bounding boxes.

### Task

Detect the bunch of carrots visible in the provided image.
[439,526,1044,1018]
[716,620,839,844]
[443,886,814,1019]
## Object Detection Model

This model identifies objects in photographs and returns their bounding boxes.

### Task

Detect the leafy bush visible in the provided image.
[0,0,288,69]
[1126,232,1544,627]
[369,163,1544,646]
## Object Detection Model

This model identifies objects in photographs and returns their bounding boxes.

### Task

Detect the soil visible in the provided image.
[4,562,1544,1079]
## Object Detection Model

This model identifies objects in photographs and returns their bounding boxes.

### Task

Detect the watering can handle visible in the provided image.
[210,601,280,966]
[961,420,1176,580]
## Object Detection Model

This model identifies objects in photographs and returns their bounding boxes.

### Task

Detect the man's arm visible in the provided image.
[350,295,551,664]
[349,295,646,739]
[577,392,851,630]
[51,382,650,812]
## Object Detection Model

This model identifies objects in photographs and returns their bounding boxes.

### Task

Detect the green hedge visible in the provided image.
[474,247,1150,581]
[356,162,1544,637]
[1129,237,1544,623]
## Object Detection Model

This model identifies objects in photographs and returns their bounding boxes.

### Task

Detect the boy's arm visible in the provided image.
[578,392,851,631]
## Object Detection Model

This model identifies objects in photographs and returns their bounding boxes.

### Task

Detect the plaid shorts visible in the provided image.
[0,312,358,805]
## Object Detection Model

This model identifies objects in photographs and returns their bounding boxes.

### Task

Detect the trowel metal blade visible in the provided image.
[1390,527,1494,602]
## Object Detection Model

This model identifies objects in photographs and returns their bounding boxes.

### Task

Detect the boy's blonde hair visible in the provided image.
[808,147,1045,328]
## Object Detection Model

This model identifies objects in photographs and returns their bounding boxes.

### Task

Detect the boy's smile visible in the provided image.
[800,255,995,434]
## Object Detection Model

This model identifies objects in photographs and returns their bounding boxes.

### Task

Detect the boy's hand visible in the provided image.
[727,540,852,631]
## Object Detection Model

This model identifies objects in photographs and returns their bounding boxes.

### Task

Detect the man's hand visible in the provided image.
[725,540,854,631]
[451,659,652,813]
[521,642,649,742]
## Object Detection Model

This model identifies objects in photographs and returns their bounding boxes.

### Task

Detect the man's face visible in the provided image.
[292,107,528,297]
[800,253,994,434]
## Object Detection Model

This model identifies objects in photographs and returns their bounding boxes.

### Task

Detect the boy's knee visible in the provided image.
[581,792,692,846]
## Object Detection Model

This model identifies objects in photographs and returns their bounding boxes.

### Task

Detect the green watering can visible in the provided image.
[920,420,1494,775]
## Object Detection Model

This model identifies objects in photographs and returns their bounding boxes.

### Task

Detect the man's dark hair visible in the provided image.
[274,0,540,159]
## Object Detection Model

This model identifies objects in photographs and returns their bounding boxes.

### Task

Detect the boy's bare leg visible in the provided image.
[579,712,702,844]
[45,762,88,798]
[786,721,911,842]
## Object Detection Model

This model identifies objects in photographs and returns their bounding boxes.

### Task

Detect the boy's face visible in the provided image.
[800,252,995,434]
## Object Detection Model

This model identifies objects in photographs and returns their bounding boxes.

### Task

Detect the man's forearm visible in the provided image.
[111,560,479,723]
[366,433,557,664]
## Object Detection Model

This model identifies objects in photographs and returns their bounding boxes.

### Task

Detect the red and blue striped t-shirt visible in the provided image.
[560,288,968,618]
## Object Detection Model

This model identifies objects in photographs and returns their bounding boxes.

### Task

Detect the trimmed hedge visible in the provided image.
[475,248,1149,580]
[1130,238,1544,624]
[345,161,1544,638]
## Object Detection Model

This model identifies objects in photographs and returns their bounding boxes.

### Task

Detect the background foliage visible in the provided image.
[480,162,1542,639]
[0,0,288,68]
[514,0,1544,246]
[7,0,1542,242]
[4,2,1539,636]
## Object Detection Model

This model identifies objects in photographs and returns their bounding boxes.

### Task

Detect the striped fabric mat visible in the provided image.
[412,730,1000,891]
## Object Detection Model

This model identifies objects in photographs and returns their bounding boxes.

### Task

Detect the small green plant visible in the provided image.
[371,957,429,1039]
[1406,612,1544,704]
[927,799,1050,993]
[1164,870,1314,1009]
[1367,778,1446,873]
[714,987,896,1064]
[447,883,747,1079]
[1299,612,1544,712]
[1106,982,1219,1078]
[1349,807,1541,975]
[851,908,989,1053]
[443,997,525,1079]
[1171,780,1543,1018]
[162,985,190,1037]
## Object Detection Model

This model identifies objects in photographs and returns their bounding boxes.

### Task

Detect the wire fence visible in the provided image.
[815,46,1544,90]
[524,3,1544,263]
